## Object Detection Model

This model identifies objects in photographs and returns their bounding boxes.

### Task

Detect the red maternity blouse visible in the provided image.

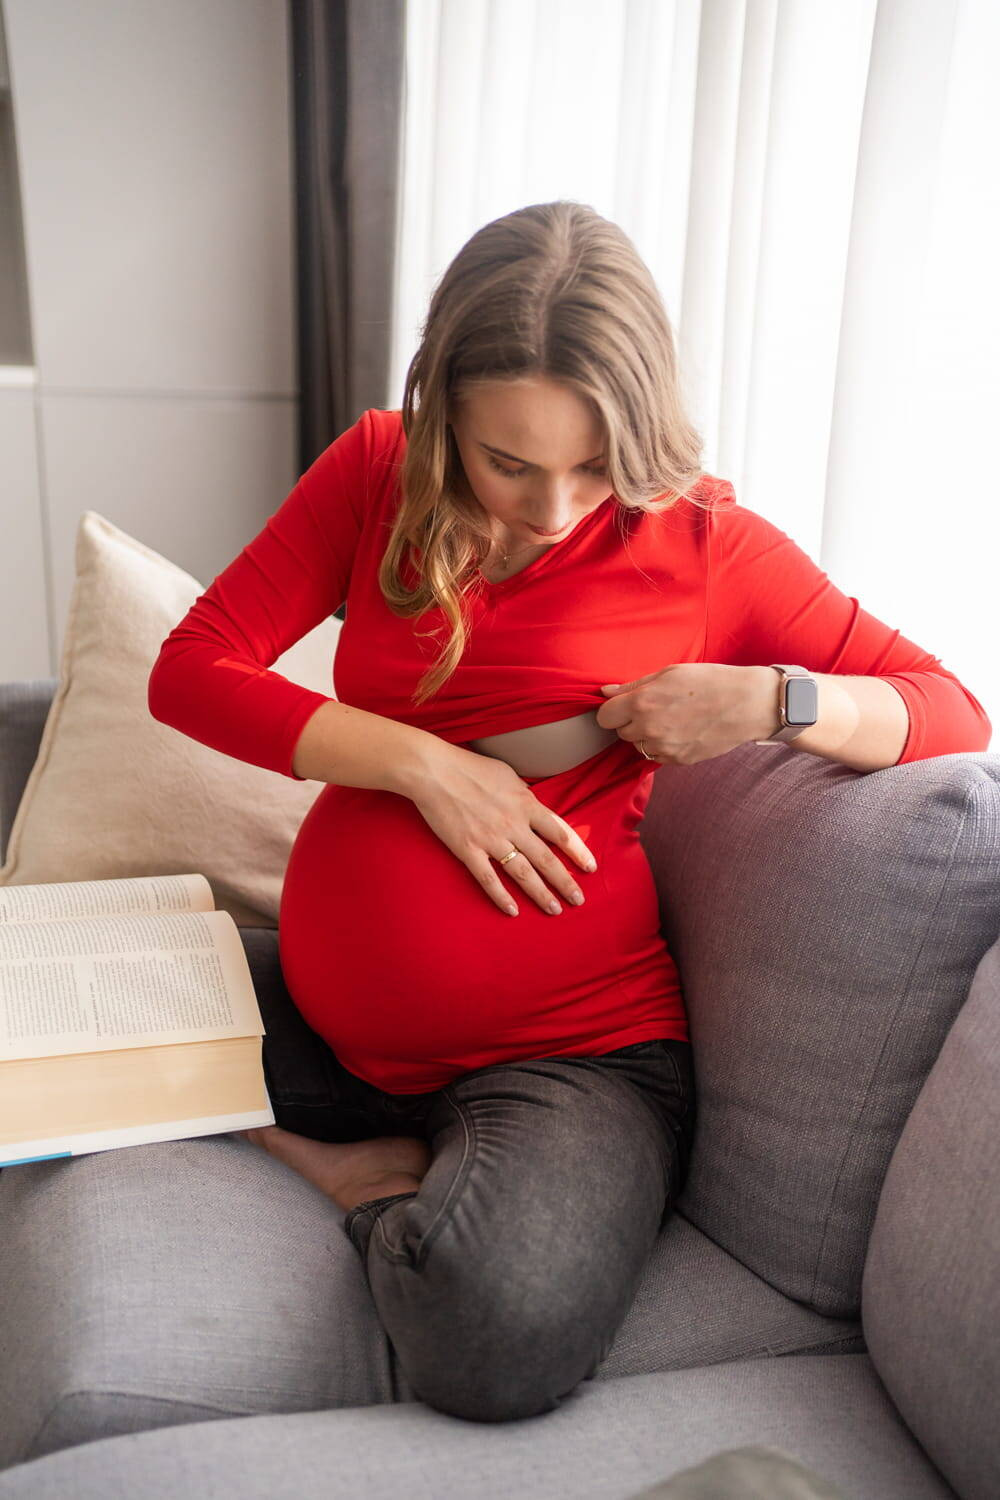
[147,408,992,1093]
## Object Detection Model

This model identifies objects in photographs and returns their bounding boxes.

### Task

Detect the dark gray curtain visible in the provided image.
[290,0,405,472]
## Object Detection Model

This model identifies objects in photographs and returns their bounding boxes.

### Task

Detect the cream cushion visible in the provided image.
[0,510,340,927]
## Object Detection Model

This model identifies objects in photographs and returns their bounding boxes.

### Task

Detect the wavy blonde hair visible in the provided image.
[378,200,708,707]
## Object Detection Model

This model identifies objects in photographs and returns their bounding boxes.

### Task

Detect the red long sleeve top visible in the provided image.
[148,406,991,779]
[146,408,992,1093]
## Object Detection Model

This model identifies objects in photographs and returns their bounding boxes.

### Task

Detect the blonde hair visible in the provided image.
[378,200,708,706]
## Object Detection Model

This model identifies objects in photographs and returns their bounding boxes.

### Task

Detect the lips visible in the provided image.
[527,523,568,536]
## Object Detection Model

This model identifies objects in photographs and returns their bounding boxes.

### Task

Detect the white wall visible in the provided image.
[0,0,297,681]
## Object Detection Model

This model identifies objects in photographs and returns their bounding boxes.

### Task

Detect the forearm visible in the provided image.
[290,699,454,794]
[748,666,909,772]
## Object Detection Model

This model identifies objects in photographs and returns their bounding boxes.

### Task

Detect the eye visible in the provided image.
[485,455,524,478]
[485,455,608,480]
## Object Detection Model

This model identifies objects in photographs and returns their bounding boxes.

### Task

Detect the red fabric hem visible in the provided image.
[343,1021,692,1096]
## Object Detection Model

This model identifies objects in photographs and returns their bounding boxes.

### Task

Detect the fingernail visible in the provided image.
[547,900,561,914]
[505,903,519,916]
[585,860,597,872]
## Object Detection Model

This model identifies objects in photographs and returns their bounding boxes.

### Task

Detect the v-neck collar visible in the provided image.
[474,494,616,598]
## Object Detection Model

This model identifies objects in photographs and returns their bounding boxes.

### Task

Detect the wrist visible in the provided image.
[390,731,464,799]
[748,665,783,741]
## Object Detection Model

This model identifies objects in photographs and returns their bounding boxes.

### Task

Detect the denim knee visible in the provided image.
[397,1303,589,1423]
[343,1191,419,1259]
[356,1205,609,1422]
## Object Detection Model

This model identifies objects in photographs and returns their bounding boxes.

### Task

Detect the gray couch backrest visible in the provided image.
[639,742,1000,1319]
[862,931,1000,1500]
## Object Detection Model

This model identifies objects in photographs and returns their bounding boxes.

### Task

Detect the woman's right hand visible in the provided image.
[407,744,598,917]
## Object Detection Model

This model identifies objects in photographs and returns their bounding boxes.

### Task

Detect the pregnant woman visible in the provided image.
[146,201,990,1424]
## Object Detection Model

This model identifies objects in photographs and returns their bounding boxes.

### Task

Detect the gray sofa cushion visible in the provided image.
[0,929,861,1471]
[0,1357,957,1500]
[0,1137,862,1470]
[862,930,1000,1500]
[639,743,1000,1319]
[0,1134,863,1464]
[0,1138,863,1469]
[0,679,56,864]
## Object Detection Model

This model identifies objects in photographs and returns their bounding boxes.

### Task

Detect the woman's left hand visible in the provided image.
[596,664,779,766]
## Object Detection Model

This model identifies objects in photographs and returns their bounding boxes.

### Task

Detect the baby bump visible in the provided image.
[277,764,665,1076]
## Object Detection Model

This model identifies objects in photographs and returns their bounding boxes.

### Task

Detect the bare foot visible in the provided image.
[238,1126,431,1213]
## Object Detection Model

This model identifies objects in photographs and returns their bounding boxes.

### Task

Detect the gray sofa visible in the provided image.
[0,676,998,1500]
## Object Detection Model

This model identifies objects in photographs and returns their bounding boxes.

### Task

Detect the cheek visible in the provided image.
[471,469,518,517]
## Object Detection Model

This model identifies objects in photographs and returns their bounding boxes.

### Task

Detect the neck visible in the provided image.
[488,525,542,563]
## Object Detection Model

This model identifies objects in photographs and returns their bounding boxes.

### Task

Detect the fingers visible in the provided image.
[545,810,599,874]
[492,843,577,916]
[471,856,523,917]
[481,820,599,917]
[507,831,588,913]
[417,764,599,919]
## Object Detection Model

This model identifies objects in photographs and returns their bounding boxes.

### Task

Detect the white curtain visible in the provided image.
[390,0,999,744]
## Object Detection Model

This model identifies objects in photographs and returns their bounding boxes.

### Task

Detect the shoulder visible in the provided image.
[300,408,404,505]
[684,474,785,541]
[663,475,799,577]
[309,408,404,471]
[656,471,737,523]
[695,479,819,588]
[366,408,406,461]
[683,471,739,516]
[647,472,739,541]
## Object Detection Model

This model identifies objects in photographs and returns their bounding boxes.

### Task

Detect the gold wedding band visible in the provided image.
[498,848,521,865]
[637,740,656,760]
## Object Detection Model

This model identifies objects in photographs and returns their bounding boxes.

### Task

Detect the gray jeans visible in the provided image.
[260,985,695,1425]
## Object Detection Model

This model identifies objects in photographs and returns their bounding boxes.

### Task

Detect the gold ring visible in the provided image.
[637,740,656,760]
[498,848,521,865]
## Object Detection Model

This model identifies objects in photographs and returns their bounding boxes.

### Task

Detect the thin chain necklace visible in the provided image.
[489,536,544,570]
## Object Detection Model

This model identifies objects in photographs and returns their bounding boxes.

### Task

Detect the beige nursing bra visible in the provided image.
[460,709,620,779]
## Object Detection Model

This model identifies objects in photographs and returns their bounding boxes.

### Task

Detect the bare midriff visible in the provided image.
[459,709,619,779]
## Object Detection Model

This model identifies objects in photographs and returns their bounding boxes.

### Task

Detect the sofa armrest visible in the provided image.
[0,679,58,865]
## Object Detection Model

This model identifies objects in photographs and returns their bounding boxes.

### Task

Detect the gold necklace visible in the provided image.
[493,540,542,569]
[486,525,551,569]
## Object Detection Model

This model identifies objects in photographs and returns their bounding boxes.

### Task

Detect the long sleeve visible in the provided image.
[703,486,992,765]
[147,408,374,780]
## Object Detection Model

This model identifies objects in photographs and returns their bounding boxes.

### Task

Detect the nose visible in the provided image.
[528,483,577,532]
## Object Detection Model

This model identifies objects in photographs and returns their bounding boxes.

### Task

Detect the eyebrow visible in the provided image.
[477,440,606,467]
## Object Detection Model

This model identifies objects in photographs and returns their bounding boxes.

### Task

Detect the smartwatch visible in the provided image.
[753,664,818,745]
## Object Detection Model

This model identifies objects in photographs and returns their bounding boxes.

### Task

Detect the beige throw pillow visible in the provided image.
[0,510,341,927]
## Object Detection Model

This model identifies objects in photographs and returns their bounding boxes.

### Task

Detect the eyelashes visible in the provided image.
[484,454,608,480]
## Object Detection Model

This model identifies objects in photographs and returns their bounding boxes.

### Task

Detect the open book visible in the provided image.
[0,873,275,1168]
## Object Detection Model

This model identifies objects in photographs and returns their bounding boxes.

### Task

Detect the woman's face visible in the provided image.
[448,378,611,547]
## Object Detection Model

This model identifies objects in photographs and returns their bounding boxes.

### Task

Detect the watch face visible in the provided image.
[785,676,818,726]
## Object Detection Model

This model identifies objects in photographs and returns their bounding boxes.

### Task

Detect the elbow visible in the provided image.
[959,684,993,754]
[973,708,993,754]
[146,662,160,722]
[887,672,993,763]
[146,645,175,725]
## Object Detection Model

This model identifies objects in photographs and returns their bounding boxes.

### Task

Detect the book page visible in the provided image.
[0,872,214,927]
[0,909,265,1063]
